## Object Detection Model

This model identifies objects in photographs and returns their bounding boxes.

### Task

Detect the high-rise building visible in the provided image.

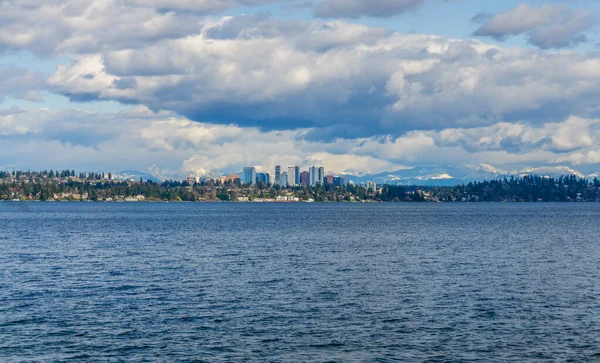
[287,166,297,187]
[333,176,344,187]
[280,172,288,187]
[300,171,309,186]
[294,166,300,185]
[275,166,281,185]
[256,173,270,184]
[366,181,377,194]
[318,167,325,186]
[309,166,317,186]
[243,167,256,185]
[325,175,334,186]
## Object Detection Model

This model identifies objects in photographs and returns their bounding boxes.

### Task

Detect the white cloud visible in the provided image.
[555,151,600,166]
[473,4,595,49]
[0,0,202,55]
[42,17,600,136]
[2,106,600,177]
[1,0,600,177]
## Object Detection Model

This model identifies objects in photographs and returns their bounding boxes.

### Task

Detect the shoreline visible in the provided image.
[1,199,597,204]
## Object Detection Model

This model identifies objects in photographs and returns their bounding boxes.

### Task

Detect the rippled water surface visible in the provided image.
[1,202,600,361]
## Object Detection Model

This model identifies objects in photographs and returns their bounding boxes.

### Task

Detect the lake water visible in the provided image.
[1,202,600,361]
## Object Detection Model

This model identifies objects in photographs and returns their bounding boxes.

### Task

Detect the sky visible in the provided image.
[2,0,600,178]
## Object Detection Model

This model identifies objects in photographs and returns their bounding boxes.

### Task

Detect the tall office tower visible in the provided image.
[318,167,325,186]
[287,166,297,187]
[309,166,317,186]
[294,166,300,185]
[275,165,281,185]
[333,176,344,187]
[366,181,377,194]
[300,171,309,186]
[256,173,270,184]
[243,167,256,185]
[280,172,288,187]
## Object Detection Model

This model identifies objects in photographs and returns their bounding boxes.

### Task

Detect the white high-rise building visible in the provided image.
[287,166,297,187]
[309,166,317,187]
[366,181,377,193]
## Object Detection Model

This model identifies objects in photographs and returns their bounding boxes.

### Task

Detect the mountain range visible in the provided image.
[343,164,599,186]
[111,170,163,183]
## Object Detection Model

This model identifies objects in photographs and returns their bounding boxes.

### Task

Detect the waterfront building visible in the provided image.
[243,167,256,185]
[318,167,325,186]
[275,166,281,185]
[300,171,309,186]
[287,167,297,187]
[280,172,288,187]
[309,166,317,186]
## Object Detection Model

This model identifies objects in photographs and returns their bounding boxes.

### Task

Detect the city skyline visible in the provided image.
[240,165,328,187]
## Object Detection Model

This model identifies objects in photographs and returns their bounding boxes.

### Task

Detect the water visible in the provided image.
[1,202,600,361]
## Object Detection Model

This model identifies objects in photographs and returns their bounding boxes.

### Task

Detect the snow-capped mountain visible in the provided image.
[111,170,163,183]
[517,166,586,179]
[343,164,596,186]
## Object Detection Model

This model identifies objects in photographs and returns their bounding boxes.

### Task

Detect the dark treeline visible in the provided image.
[1,170,599,202]
[430,175,600,202]
[0,170,111,181]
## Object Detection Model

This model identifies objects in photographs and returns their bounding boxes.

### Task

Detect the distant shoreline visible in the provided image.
[2,199,598,204]
[3,172,599,203]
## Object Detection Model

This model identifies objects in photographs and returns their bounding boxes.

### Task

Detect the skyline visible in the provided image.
[240,165,327,186]
[3,1,600,178]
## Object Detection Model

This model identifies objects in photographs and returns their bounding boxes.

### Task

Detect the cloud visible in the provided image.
[0,67,46,103]
[0,0,435,57]
[431,116,600,154]
[2,106,600,177]
[0,106,405,176]
[125,0,296,14]
[555,151,600,166]
[473,4,595,49]
[2,0,600,177]
[4,2,599,141]
[41,15,600,139]
[314,0,424,18]
[0,0,202,55]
